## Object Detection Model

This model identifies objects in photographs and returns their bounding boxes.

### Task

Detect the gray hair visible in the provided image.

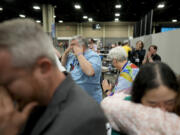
[0,19,56,68]
[108,46,127,62]
[71,35,88,48]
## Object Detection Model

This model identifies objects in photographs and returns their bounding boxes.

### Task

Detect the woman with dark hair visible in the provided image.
[174,75,180,115]
[131,62,178,111]
[101,62,180,135]
[130,40,146,67]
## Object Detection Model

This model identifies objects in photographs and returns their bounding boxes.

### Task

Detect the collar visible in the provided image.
[49,73,75,107]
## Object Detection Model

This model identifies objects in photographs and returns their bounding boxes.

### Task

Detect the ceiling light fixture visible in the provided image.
[0,7,3,11]
[36,20,41,23]
[172,19,177,22]
[115,4,121,9]
[88,18,93,22]
[157,3,165,8]
[58,20,63,23]
[74,4,81,9]
[115,13,120,17]
[19,14,26,18]
[115,18,119,22]
[83,16,88,19]
[54,15,56,18]
[33,6,41,10]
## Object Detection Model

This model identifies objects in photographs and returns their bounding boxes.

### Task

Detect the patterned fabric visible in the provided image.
[101,93,180,135]
[66,49,102,103]
[111,61,139,95]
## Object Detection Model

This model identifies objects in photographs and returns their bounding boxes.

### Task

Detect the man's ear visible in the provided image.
[35,58,53,74]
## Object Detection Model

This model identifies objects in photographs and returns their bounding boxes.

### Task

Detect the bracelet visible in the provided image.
[105,89,110,93]
[77,52,83,57]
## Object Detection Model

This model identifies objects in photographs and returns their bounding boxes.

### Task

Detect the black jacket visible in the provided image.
[130,48,146,66]
[20,73,107,135]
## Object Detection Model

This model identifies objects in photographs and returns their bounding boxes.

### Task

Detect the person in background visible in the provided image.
[54,47,66,72]
[64,42,68,50]
[118,41,122,46]
[122,42,132,60]
[88,38,97,52]
[102,46,139,96]
[101,62,179,135]
[61,36,103,103]
[0,19,107,135]
[111,43,116,48]
[97,47,101,54]
[130,40,146,66]
[58,42,63,48]
[143,45,161,64]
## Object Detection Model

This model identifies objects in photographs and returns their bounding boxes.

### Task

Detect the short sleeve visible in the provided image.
[87,55,102,74]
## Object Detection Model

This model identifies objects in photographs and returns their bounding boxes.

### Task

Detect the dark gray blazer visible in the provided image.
[21,73,107,135]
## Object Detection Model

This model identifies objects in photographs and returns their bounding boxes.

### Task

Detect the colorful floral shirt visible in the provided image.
[111,61,139,95]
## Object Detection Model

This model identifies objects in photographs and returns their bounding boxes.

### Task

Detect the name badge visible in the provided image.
[135,58,140,62]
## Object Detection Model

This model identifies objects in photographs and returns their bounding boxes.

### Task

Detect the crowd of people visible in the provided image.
[0,18,179,135]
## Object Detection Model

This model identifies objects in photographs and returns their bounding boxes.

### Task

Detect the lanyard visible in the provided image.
[122,61,128,71]
[114,62,128,86]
